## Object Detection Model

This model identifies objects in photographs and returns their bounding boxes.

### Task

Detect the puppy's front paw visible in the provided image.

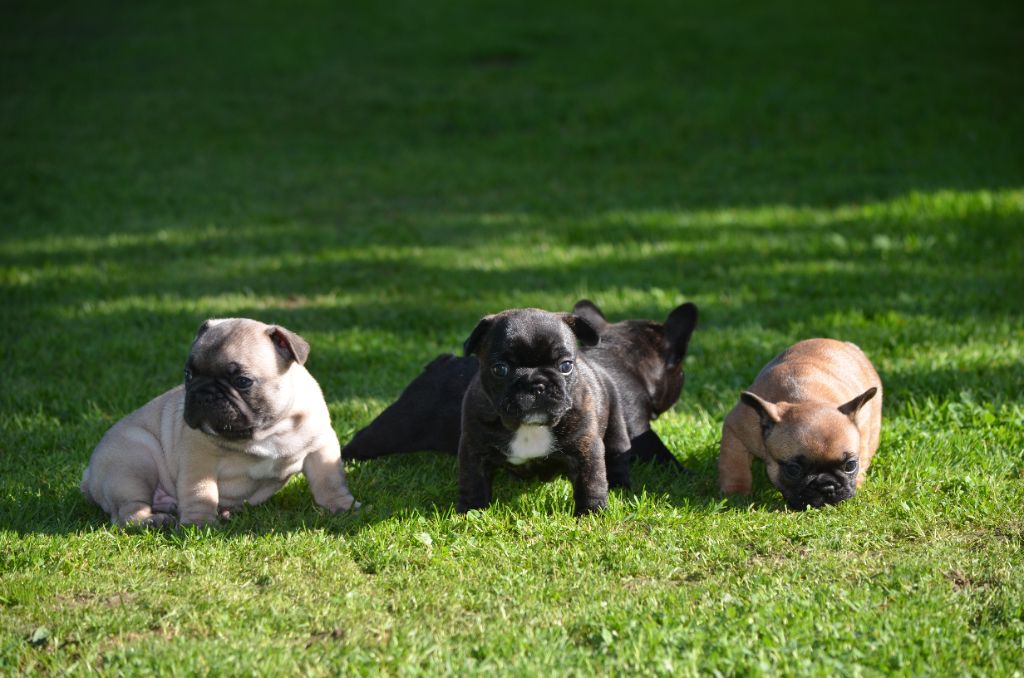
[573,494,608,517]
[573,502,606,517]
[320,493,359,513]
[122,512,177,529]
[719,481,752,496]
[178,512,220,527]
[147,512,178,528]
[456,496,491,513]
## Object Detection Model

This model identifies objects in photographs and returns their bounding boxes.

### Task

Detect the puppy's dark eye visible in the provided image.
[491,363,509,378]
[233,376,254,390]
[843,458,858,473]
[782,461,802,480]
[558,360,574,375]
[184,369,192,383]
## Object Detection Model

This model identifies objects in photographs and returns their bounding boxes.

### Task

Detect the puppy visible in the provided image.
[572,299,697,467]
[342,353,477,462]
[456,308,631,516]
[342,300,698,470]
[81,318,358,526]
[718,338,882,509]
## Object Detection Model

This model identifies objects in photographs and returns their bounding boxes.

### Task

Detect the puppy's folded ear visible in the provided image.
[664,302,698,367]
[194,318,227,342]
[463,316,495,356]
[838,387,878,419]
[571,299,609,331]
[560,313,600,347]
[740,391,782,440]
[267,325,311,365]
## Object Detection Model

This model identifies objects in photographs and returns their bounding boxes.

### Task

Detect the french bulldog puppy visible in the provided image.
[342,300,698,470]
[571,299,697,468]
[342,353,477,463]
[718,338,882,509]
[81,318,358,526]
[456,308,631,516]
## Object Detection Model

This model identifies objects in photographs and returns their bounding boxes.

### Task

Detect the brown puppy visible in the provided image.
[718,339,882,509]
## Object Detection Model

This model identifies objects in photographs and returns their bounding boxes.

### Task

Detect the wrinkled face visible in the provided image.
[764,406,862,510]
[182,322,291,440]
[477,311,580,429]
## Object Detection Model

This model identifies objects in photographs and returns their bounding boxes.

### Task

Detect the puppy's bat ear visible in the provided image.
[560,313,600,348]
[740,391,782,440]
[267,325,310,365]
[838,387,878,419]
[571,299,609,331]
[664,302,698,367]
[463,316,495,356]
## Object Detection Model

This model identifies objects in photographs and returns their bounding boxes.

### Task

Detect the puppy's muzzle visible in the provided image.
[498,375,567,426]
[786,474,854,510]
[184,379,257,439]
[817,478,839,498]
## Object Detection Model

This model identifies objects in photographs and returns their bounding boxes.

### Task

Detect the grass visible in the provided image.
[2,0,1023,674]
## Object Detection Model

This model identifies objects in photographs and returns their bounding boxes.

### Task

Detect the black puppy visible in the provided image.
[457,308,630,515]
[571,299,697,468]
[341,300,699,468]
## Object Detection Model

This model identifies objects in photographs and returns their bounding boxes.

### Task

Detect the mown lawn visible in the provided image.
[2,0,1023,674]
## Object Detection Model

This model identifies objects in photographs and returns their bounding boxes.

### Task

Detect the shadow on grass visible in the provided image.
[0,454,457,537]
[0,435,791,536]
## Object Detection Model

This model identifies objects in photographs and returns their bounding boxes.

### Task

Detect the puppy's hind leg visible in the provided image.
[115,502,176,528]
[605,450,632,490]
[109,477,176,528]
[628,429,686,472]
[85,427,177,528]
[603,384,634,490]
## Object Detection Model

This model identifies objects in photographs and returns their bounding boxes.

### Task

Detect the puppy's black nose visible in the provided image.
[819,481,838,497]
[530,382,546,395]
[190,383,222,405]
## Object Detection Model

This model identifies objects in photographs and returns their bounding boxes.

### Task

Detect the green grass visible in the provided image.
[2,0,1023,674]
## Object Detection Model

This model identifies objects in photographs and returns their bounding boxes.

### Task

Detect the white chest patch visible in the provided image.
[507,425,554,465]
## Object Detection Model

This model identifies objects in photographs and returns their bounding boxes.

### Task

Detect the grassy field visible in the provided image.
[2,0,1023,674]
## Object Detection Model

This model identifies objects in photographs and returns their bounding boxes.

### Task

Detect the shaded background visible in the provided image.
[4,1,1023,216]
